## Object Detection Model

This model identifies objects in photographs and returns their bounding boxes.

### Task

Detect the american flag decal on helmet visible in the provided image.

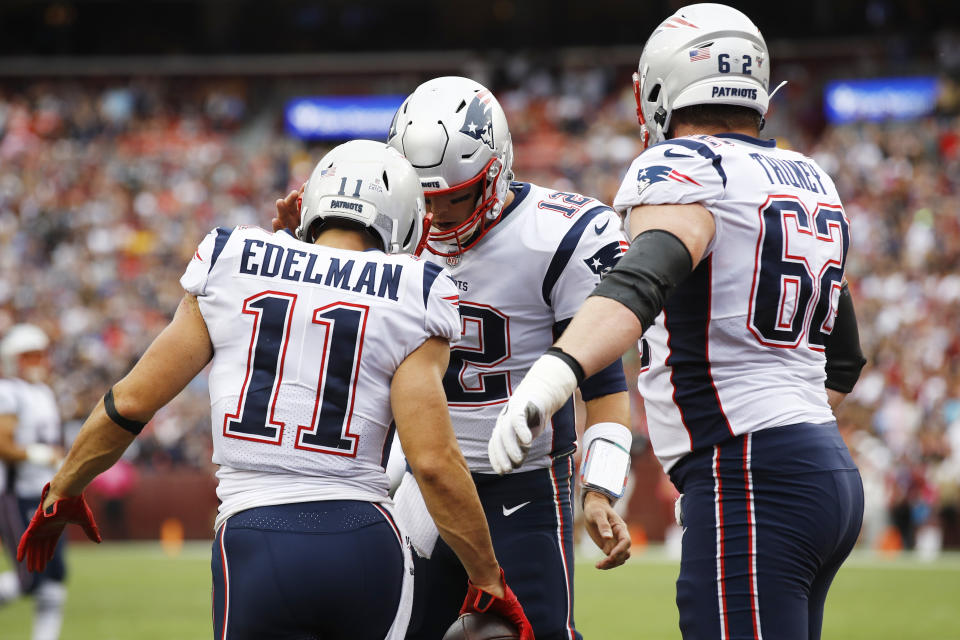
[689,47,711,61]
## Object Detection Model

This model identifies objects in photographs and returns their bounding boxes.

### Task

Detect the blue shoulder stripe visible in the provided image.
[656,139,727,188]
[541,205,610,306]
[422,261,444,308]
[208,227,233,272]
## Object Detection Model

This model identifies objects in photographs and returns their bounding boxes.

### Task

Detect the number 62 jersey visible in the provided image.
[180,226,460,529]
[614,133,848,473]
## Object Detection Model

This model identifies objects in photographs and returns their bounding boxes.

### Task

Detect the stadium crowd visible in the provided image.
[1,70,958,550]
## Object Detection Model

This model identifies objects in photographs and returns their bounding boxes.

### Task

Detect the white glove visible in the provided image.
[488,353,580,475]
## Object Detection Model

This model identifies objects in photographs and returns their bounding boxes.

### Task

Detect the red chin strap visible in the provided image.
[413,211,434,257]
[632,72,651,150]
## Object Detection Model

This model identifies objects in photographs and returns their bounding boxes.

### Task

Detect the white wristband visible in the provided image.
[25,443,57,467]
[580,423,632,505]
[522,353,581,440]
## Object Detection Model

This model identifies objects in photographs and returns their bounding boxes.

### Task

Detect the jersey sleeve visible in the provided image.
[613,138,727,214]
[179,227,234,297]
[422,263,462,343]
[547,206,629,322]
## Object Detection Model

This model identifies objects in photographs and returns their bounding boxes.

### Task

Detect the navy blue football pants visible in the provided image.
[0,493,67,593]
[211,500,406,640]
[669,422,864,640]
[406,456,581,640]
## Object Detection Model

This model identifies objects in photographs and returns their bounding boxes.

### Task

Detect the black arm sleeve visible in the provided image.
[588,229,693,333]
[824,283,867,394]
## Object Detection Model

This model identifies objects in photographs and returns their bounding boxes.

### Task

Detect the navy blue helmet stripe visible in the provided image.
[541,205,611,306]
[657,139,727,187]
[664,256,733,449]
[209,227,233,272]
[421,261,444,307]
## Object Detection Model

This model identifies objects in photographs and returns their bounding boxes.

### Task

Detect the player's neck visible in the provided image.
[313,228,380,253]
[670,124,762,140]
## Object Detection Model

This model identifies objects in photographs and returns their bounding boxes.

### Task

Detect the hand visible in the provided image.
[488,352,580,475]
[583,491,631,569]
[273,183,304,234]
[489,402,542,475]
[17,483,102,573]
[461,569,534,640]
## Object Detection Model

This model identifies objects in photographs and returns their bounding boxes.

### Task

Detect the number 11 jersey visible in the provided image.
[180,226,460,529]
[613,133,847,472]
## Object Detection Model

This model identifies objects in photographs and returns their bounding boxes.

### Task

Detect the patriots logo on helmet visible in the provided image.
[584,240,629,278]
[459,91,495,149]
[636,164,701,196]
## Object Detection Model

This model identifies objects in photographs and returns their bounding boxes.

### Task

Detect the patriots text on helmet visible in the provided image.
[329,199,364,213]
[238,238,403,301]
[711,86,758,99]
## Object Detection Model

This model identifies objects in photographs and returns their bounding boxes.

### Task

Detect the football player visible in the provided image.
[275,76,632,640]
[17,141,533,640]
[494,4,867,640]
[0,324,66,640]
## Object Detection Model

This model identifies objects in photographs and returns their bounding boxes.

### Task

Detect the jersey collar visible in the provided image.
[499,182,531,224]
[715,133,777,148]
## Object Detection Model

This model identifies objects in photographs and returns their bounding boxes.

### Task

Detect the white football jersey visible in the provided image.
[181,226,460,528]
[424,182,629,473]
[0,378,61,497]
[614,133,846,472]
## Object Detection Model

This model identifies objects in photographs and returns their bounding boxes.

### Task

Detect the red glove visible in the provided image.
[17,483,102,573]
[460,568,534,640]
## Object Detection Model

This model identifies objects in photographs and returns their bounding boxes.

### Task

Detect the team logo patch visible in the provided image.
[459,91,495,149]
[636,165,701,196]
[584,240,629,278]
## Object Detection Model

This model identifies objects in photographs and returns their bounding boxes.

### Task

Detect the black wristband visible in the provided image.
[545,346,586,385]
[103,387,147,435]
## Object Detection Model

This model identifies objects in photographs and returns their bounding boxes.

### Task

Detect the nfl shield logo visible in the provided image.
[446,255,460,267]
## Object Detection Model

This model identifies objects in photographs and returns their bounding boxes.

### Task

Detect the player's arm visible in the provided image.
[46,294,213,502]
[580,391,633,570]
[17,294,213,572]
[557,203,714,375]
[0,414,61,467]
[0,413,25,463]
[392,336,533,637]
[391,336,502,593]
[824,280,866,411]
[489,203,713,470]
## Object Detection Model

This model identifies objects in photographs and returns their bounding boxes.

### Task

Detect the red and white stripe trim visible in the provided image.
[549,458,577,640]
[218,521,231,640]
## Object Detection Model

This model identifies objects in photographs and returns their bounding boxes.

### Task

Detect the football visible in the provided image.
[441,612,520,640]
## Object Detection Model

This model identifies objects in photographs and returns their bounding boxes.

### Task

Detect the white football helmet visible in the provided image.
[387,76,514,256]
[1,323,49,377]
[633,3,772,149]
[296,139,429,255]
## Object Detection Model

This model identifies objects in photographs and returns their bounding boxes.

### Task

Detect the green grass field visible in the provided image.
[1,543,959,639]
